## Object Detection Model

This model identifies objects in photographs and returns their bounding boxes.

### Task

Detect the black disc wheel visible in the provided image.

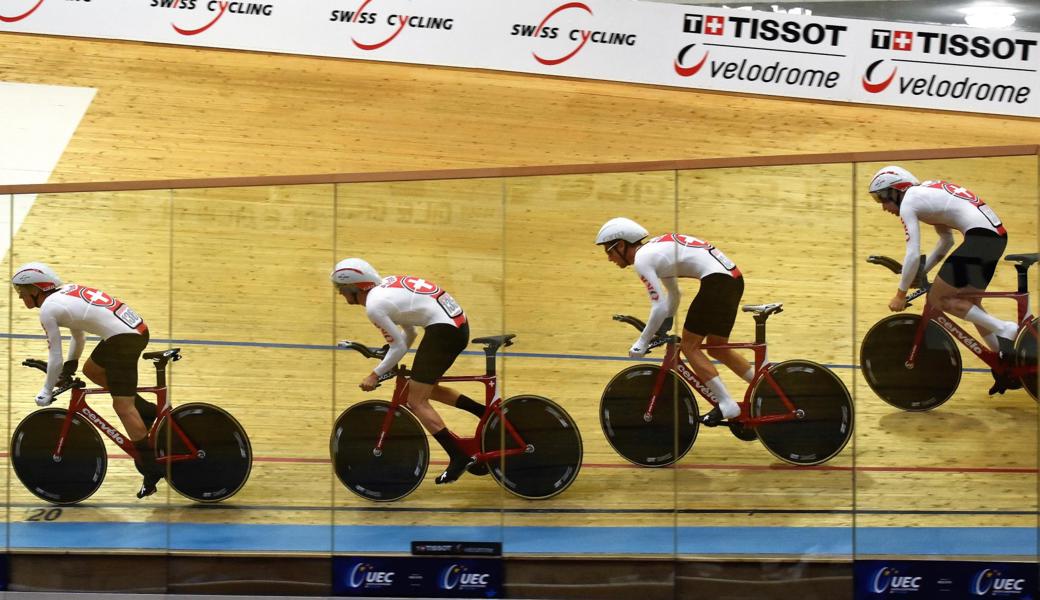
[751,360,854,465]
[11,408,107,504]
[599,364,698,467]
[331,400,429,502]
[861,314,961,411]
[156,403,252,502]
[482,395,582,500]
[1014,317,1038,401]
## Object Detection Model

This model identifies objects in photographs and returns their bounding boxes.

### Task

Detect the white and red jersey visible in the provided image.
[632,234,741,347]
[365,275,467,376]
[897,181,1005,291]
[37,284,148,391]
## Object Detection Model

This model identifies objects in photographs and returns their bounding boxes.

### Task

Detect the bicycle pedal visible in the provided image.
[727,421,758,442]
[466,461,490,477]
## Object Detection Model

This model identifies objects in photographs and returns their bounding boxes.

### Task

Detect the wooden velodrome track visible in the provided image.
[0,33,1037,557]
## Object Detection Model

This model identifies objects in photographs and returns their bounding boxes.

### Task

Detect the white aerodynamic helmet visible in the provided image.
[868,165,919,204]
[11,262,63,292]
[595,217,649,246]
[330,258,382,292]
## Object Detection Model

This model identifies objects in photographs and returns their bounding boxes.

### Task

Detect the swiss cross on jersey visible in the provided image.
[61,285,147,332]
[383,276,466,326]
[922,180,1004,232]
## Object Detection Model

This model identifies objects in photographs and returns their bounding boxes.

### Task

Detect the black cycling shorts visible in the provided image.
[937,228,1007,290]
[411,322,469,385]
[88,331,150,396]
[683,273,744,338]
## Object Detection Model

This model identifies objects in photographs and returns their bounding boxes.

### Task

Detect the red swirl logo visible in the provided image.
[862,59,896,93]
[0,0,45,23]
[533,2,593,66]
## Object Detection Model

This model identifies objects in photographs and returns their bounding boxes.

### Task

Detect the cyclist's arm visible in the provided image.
[898,209,923,292]
[662,276,680,319]
[633,256,671,348]
[67,328,86,363]
[402,325,417,349]
[922,225,955,274]
[38,306,65,394]
[366,309,408,377]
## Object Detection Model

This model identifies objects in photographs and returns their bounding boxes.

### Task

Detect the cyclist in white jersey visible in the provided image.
[869,165,1018,393]
[596,218,756,427]
[332,258,489,485]
[12,262,164,498]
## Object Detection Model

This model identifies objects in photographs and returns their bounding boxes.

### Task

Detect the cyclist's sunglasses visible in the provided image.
[602,240,621,255]
[871,188,899,204]
[334,282,362,295]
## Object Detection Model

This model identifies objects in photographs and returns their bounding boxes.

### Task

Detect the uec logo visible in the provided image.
[348,563,395,588]
[441,564,490,590]
[972,569,1026,596]
[872,567,922,593]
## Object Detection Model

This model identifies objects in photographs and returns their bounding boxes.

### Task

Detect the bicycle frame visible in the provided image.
[49,368,198,467]
[905,270,1036,376]
[372,347,531,466]
[645,315,805,427]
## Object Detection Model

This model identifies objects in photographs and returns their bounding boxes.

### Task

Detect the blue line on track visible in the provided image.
[7,523,1036,557]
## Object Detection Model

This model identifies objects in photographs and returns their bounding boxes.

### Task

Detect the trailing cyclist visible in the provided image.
[331,258,488,485]
[868,165,1019,394]
[12,262,163,498]
[594,218,755,427]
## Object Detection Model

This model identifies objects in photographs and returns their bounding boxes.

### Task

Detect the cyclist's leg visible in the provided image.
[705,337,753,383]
[409,323,474,484]
[84,356,156,429]
[429,385,484,418]
[682,273,745,425]
[95,333,163,496]
[933,230,1015,342]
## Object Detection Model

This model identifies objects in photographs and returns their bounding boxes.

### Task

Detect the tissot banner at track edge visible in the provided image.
[0,0,1036,117]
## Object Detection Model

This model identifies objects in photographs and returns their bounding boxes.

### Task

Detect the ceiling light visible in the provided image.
[961,4,1017,29]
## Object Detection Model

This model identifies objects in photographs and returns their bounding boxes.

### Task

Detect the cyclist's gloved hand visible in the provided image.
[628,342,648,358]
[57,359,78,387]
[34,388,54,407]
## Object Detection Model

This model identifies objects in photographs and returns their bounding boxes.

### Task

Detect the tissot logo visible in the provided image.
[511,2,638,66]
[870,28,1036,61]
[862,59,897,93]
[330,0,455,51]
[0,0,45,23]
[682,13,846,46]
[158,1,274,37]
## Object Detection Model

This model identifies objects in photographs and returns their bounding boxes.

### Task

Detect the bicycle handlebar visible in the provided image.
[613,315,678,354]
[337,341,389,360]
[22,358,86,397]
[867,254,930,290]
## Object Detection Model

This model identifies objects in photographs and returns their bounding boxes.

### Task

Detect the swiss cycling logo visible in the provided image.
[509,2,638,66]
[329,0,455,52]
[0,0,45,24]
[863,28,1037,106]
[149,0,274,37]
[675,13,846,89]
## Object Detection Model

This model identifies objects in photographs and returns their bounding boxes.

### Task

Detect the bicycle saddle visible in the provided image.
[742,303,783,316]
[1005,253,1040,267]
[143,348,182,362]
[472,334,516,349]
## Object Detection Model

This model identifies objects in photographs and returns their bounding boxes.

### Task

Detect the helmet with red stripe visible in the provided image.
[330,258,382,293]
[12,262,63,292]
[869,165,919,205]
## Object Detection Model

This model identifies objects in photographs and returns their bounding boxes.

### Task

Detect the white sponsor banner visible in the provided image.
[1,0,1037,118]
